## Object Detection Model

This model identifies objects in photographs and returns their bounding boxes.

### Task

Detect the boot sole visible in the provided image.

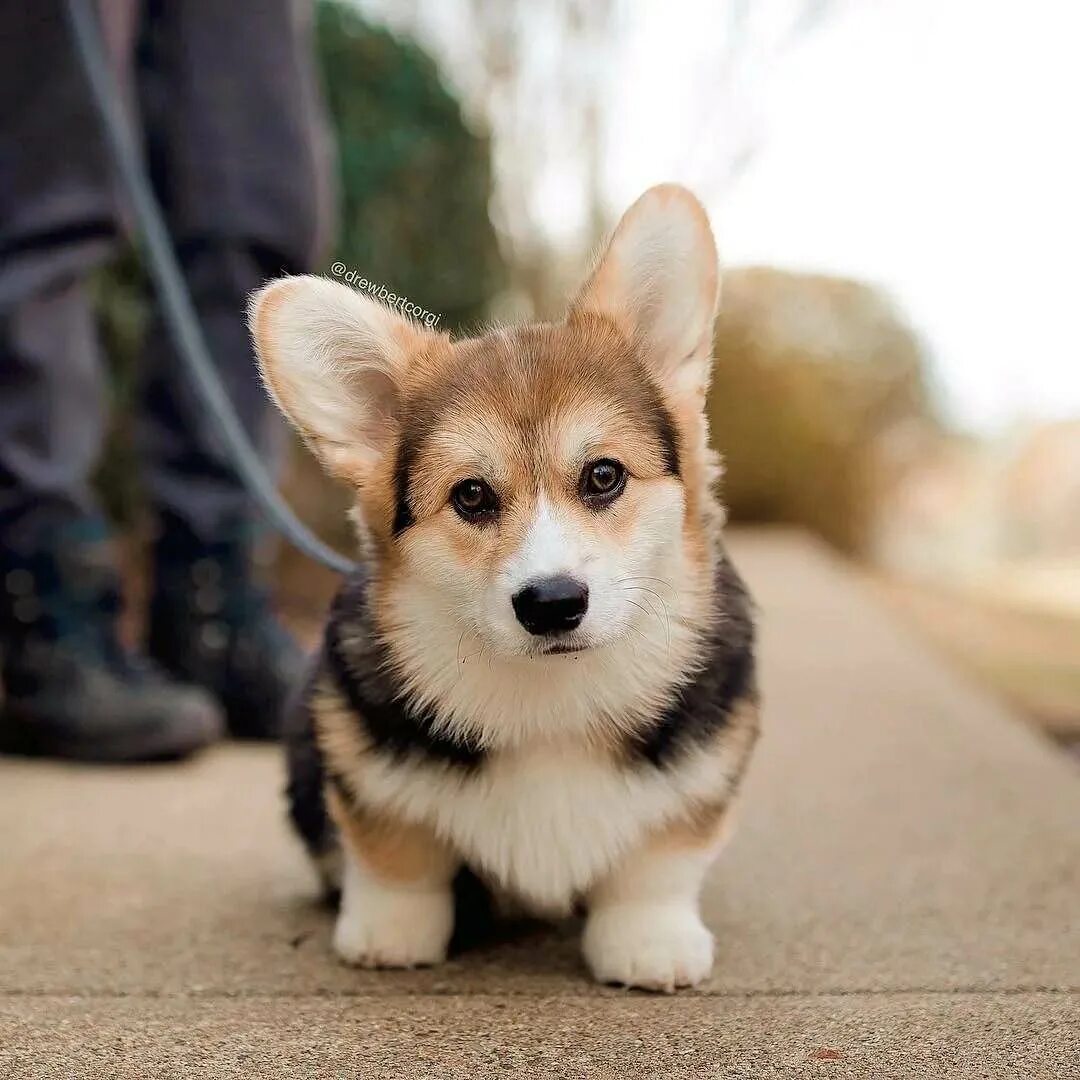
[0,705,221,764]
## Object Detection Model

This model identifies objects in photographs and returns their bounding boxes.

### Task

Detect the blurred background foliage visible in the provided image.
[708,268,938,554]
[316,0,504,330]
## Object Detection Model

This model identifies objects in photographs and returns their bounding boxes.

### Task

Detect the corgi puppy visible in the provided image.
[249,184,759,992]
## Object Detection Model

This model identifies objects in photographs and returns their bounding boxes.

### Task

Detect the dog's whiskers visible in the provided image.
[621,585,673,655]
[616,574,676,594]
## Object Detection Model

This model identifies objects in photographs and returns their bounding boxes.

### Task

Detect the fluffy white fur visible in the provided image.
[334,720,750,914]
[331,727,745,987]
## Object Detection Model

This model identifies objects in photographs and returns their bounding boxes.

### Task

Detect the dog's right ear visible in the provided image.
[249,275,425,482]
[569,184,719,402]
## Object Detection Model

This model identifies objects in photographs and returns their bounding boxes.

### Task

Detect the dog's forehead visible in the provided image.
[402,318,657,446]
[391,318,682,531]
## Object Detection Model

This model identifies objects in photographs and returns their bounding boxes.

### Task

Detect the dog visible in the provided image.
[249,184,759,992]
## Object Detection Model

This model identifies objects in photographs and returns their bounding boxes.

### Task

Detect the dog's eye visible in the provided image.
[451,478,498,521]
[580,459,627,504]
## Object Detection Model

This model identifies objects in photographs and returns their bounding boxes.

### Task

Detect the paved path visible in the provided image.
[2,532,1077,1078]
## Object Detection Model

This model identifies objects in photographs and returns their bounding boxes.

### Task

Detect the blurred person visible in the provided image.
[0,1,334,761]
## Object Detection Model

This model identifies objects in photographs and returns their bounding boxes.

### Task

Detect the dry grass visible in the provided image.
[872,574,1080,744]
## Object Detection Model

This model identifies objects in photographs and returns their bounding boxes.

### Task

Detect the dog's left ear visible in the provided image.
[569,183,720,399]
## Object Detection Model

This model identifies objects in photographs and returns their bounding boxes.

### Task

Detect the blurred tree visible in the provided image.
[360,0,619,316]
[708,267,938,554]
[317,0,504,330]
[361,0,839,315]
[460,0,616,315]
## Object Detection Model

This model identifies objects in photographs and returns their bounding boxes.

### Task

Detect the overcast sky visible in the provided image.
[600,0,1079,435]
[362,0,1079,435]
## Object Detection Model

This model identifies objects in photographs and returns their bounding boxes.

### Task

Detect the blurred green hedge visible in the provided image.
[316,0,504,330]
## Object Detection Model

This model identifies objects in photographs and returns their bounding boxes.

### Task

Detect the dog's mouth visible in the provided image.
[531,632,594,658]
[540,642,587,656]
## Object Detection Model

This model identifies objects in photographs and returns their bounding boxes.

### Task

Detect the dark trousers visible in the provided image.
[0,0,334,549]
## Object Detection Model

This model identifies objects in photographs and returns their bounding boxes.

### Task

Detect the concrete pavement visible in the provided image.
[2,532,1077,1077]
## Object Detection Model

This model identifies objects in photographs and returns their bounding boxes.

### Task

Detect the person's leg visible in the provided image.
[137,0,335,737]
[0,0,126,541]
[0,1,222,761]
[0,279,107,543]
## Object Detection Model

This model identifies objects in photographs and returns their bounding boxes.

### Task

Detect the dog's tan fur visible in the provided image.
[251,184,759,991]
[327,786,453,887]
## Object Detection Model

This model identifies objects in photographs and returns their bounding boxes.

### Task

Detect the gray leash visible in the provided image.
[64,0,358,576]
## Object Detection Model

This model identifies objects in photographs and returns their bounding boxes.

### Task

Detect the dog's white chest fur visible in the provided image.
[349,739,738,911]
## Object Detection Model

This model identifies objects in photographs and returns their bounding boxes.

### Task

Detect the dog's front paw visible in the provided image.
[333,886,453,969]
[582,903,714,992]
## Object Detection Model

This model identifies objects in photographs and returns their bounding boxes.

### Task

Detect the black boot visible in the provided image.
[147,516,304,740]
[0,522,224,762]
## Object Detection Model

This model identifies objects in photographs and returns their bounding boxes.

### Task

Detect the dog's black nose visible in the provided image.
[512,575,589,636]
